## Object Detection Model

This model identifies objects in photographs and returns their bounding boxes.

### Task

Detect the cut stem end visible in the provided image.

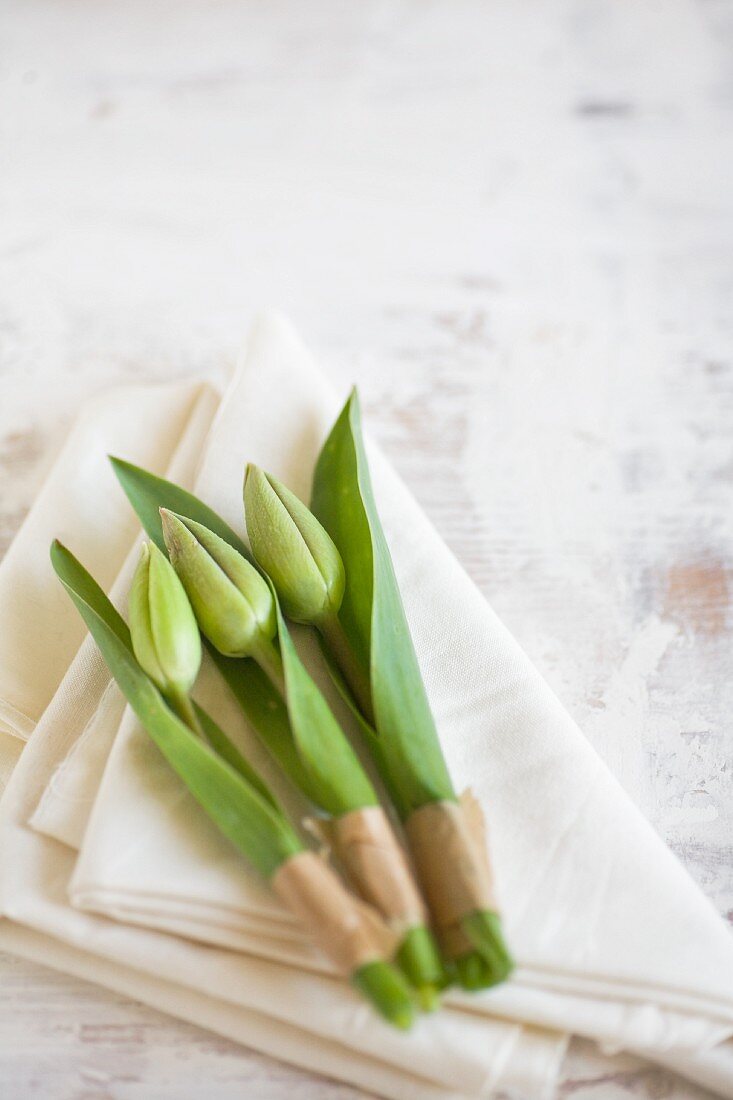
[456,910,514,991]
[352,961,415,1030]
[395,924,446,1011]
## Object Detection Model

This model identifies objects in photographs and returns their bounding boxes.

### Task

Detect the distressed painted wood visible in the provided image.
[1,1,731,1095]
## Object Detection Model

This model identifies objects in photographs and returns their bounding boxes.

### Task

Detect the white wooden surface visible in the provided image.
[1,1,732,1096]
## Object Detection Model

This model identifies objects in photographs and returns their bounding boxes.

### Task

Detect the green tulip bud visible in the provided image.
[160,509,276,660]
[244,464,345,626]
[129,541,202,697]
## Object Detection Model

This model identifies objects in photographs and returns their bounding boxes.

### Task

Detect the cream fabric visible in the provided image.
[2,314,733,1097]
[26,383,221,842]
[60,315,733,1056]
[0,919,565,1100]
[0,696,564,1099]
[0,357,565,1100]
[0,731,24,791]
[0,379,211,743]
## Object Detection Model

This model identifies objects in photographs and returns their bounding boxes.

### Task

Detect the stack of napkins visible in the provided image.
[1,314,733,1100]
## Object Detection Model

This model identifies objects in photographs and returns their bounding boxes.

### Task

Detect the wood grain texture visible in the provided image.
[1,0,732,1096]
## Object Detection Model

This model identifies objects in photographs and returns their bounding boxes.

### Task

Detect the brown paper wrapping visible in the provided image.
[307,806,427,934]
[404,790,496,958]
[272,850,398,975]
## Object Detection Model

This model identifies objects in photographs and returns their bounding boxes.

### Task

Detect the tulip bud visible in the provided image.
[244,465,345,626]
[129,541,202,697]
[160,509,276,660]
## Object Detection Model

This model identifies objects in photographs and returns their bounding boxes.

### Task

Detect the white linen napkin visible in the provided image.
[55,314,733,1060]
[0,378,211,746]
[0,352,566,1100]
[0,731,24,790]
[0,918,565,1100]
[0,721,564,1100]
[2,313,733,1096]
[24,381,222,840]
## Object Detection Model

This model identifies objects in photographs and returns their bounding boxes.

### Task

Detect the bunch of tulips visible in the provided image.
[52,390,512,1029]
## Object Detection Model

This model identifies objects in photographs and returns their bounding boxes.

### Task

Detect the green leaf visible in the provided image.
[110,458,377,814]
[311,399,515,988]
[50,541,302,879]
[315,637,402,803]
[213,650,326,805]
[274,597,377,815]
[311,390,455,817]
[308,409,373,676]
[193,705,277,809]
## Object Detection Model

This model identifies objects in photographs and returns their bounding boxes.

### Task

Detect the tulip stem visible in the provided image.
[254,639,286,696]
[167,686,205,739]
[318,613,375,725]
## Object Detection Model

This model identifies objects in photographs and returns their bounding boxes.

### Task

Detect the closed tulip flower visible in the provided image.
[244,464,345,626]
[244,463,374,721]
[129,541,202,705]
[160,509,283,689]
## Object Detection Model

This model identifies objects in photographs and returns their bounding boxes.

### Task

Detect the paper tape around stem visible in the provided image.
[271,850,399,975]
[306,806,428,934]
[404,790,497,959]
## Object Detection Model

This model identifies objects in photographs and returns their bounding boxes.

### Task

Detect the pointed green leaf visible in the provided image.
[274,597,377,815]
[50,541,302,879]
[193,705,277,808]
[311,391,455,817]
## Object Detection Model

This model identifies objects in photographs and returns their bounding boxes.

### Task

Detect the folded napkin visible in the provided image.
[0,731,24,791]
[0,334,566,1100]
[0,378,211,745]
[19,380,221,834]
[2,314,733,1098]
[0,918,565,1100]
[0,377,217,803]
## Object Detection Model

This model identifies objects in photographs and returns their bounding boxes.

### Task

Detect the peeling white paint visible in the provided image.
[584,616,678,806]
